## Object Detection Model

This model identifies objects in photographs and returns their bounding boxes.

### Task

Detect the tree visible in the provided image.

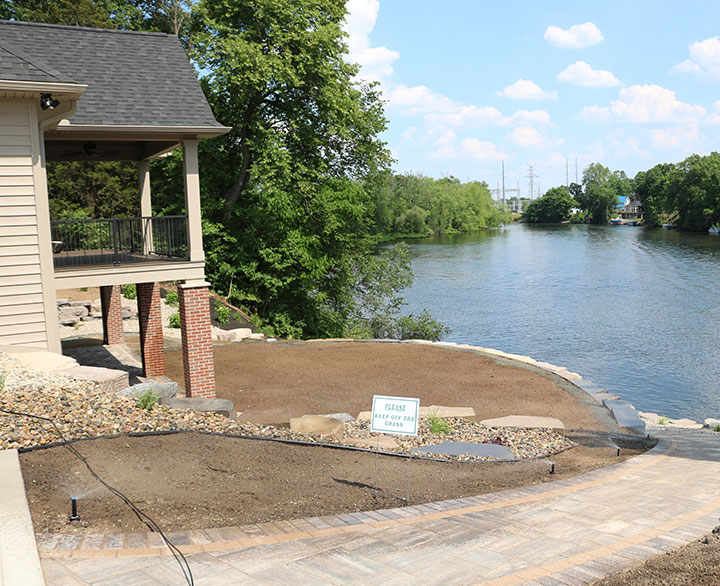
[578,163,622,224]
[634,163,674,226]
[523,186,576,223]
[0,0,114,27]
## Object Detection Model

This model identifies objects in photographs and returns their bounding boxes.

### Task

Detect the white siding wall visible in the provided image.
[0,102,48,348]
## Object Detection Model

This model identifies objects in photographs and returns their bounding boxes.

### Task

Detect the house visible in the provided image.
[0,20,230,397]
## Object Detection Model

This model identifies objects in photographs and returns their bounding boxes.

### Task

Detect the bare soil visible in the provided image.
[22,341,641,534]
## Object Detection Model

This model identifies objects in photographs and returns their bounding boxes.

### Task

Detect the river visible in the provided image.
[401,224,720,422]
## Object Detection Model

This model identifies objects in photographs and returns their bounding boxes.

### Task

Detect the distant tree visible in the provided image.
[578,163,622,224]
[634,163,674,226]
[523,186,576,223]
[0,0,114,27]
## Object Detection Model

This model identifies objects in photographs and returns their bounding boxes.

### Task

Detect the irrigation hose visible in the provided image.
[0,407,194,586]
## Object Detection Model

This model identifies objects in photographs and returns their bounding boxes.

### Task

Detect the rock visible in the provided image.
[6,349,77,373]
[215,330,236,342]
[323,412,355,423]
[56,298,69,306]
[58,306,88,321]
[357,411,371,421]
[68,301,91,308]
[121,308,134,319]
[56,365,129,394]
[705,418,720,428]
[480,415,565,435]
[290,415,344,440]
[420,406,476,419]
[237,407,291,428]
[118,382,178,403]
[231,328,252,340]
[248,333,265,341]
[166,397,235,419]
[343,435,399,450]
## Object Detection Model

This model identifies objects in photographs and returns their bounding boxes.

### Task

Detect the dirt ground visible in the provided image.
[21,341,643,534]
[590,531,720,586]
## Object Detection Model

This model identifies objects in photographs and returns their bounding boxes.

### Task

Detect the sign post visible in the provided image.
[370,395,419,502]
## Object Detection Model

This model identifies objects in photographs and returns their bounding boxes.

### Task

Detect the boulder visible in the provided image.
[480,415,565,435]
[248,333,265,341]
[214,330,236,342]
[237,407,291,428]
[58,306,87,324]
[56,298,69,306]
[323,412,355,423]
[56,365,129,394]
[117,382,178,403]
[232,328,253,340]
[705,418,720,429]
[290,415,344,440]
[166,397,235,419]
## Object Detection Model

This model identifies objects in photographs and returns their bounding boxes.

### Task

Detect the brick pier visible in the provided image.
[178,283,216,398]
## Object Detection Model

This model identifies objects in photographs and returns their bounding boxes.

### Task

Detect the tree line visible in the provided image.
[5,0,506,339]
[524,153,720,231]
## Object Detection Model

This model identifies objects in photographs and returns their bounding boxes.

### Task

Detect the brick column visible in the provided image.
[178,283,216,398]
[136,282,166,377]
[100,285,124,345]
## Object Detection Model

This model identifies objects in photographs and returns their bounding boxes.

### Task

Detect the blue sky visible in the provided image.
[343,0,720,198]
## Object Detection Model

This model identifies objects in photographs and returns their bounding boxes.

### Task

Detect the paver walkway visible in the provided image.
[39,427,720,585]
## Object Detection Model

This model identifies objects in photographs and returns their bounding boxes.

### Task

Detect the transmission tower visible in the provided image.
[525,163,538,199]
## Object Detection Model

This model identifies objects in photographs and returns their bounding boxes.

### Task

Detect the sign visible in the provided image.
[371,395,419,436]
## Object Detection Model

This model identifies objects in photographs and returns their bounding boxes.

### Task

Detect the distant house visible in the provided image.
[0,20,230,397]
[618,198,644,220]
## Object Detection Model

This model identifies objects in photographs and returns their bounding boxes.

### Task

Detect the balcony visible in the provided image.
[51,215,189,269]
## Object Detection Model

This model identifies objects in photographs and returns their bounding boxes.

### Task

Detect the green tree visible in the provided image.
[634,163,674,226]
[523,186,576,223]
[578,163,621,224]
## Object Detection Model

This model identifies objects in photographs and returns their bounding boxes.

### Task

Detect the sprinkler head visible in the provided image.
[69,497,79,521]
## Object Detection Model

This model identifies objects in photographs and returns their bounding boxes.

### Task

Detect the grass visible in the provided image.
[658,416,669,425]
[427,414,452,435]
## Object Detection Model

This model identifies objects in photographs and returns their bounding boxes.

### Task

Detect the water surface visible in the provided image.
[402,224,720,421]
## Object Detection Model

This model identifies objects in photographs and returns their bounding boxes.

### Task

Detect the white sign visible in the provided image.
[371,395,419,436]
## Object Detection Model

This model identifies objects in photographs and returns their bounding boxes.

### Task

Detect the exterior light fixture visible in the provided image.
[40,93,60,110]
[69,497,79,521]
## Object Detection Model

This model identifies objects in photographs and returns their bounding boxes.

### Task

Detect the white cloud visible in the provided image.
[557,61,620,88]
[498,79,558,100]
[544,22,604,49]
[429,137,507,161]
[508,110,552,126]
[610,85,706,123]
[507,126,561,148]
[650,124,702,149]
[343,0,399,83]
[426,105,505,127]
[671,36,720,79]
[578,105,613,124]
[388,85,458,116]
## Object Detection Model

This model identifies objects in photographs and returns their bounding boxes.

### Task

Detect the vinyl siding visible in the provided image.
[0,102,48,348]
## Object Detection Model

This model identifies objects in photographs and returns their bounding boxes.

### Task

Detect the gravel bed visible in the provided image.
[0,352,573,461]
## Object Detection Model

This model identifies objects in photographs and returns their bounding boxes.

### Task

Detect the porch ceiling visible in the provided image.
[44,138,180,162]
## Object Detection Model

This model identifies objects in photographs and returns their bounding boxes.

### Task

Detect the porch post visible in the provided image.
[137,160,154,255]
[182,140,204,263]
[136,281,166,377]
[100,285,124,345]
[178,281,215,398]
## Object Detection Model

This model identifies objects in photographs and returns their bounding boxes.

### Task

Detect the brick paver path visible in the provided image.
[39,428,720,585]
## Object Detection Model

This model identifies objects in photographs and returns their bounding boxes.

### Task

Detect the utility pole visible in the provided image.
[525,163,538,199]
[501,160,506,207]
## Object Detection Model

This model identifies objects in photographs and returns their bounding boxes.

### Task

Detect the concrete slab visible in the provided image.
[3,348,77,373]
[412,441,514,460]
[480,415,565,435]
[0,450,44,585]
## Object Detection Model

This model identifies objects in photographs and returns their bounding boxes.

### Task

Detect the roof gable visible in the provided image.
[0,20,223,130]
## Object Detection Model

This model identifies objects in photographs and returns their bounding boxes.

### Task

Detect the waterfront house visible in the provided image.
[0,20,229,397]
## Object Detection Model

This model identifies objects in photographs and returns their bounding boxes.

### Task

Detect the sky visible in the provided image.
[342,0,720,198]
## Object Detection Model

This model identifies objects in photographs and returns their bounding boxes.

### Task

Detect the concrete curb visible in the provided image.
[0,449,45,585]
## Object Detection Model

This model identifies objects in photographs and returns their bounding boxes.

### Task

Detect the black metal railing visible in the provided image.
[51,216,189,268]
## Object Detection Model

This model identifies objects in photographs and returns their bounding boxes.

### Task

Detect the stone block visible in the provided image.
[480,415,565,435]
[56,298,69,306]
[237,407,291,427]
[232,328,253,340]
[214,330,236,342]
[56,365,129,394]
[118,382,178,403]
[323,412,355,423]
[602,400,646,435]
[69,301,91,308]
[344,435,399,450]
[167,397,235,419]
[248,333,265,340]
[290,415,344,440]
[121,308,134,319]
[705,418,720,428]
[7,349,77,373]
[420,406,476,418]
[58,306,88,321]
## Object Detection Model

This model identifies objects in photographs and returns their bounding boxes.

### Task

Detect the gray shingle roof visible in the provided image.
[0,20,224,129]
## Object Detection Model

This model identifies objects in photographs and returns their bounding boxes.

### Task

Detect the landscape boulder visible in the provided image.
[117,382,178,404]
[290,415,344,440]
[166,397,235,419]
[705,418,720,428]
